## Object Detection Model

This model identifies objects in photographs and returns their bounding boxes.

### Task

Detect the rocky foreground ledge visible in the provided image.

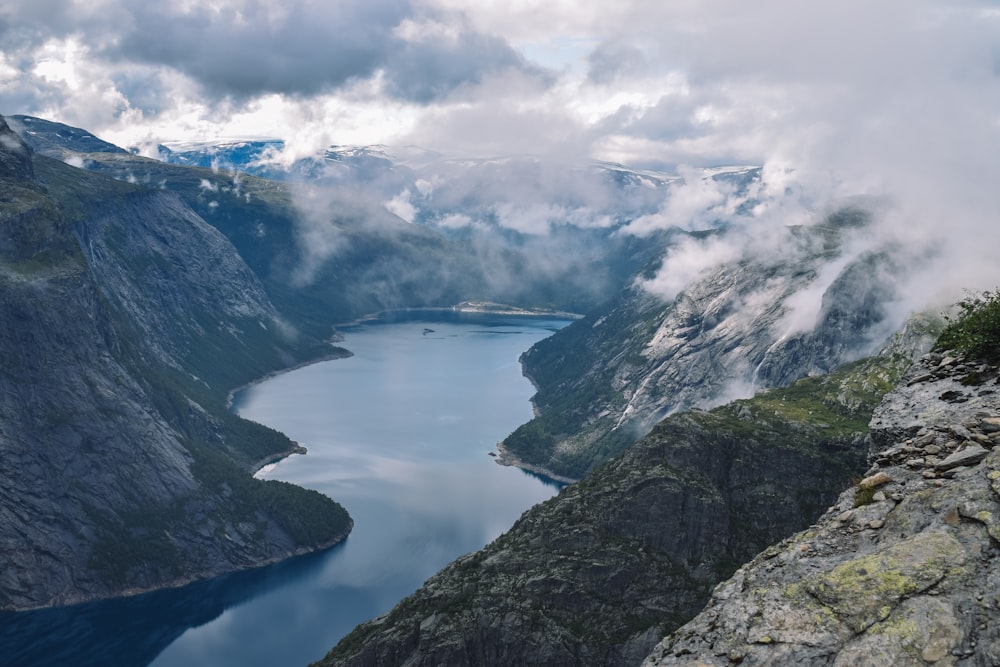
[644,350,1000,666]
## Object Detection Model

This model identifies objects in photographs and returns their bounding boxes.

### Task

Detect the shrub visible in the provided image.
[853,486,876,508]
[937,289,1000,362]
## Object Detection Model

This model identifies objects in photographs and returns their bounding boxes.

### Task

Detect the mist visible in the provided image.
[5,0,997,348]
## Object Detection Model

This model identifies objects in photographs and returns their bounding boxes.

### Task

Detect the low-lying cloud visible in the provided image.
[4,0,999,330]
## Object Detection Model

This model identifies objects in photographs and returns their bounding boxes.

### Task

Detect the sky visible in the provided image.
[2,0,1000,306]
[1,0,997,165]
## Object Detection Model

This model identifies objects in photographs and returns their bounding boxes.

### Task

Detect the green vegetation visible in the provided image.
[86,504,187,587]
[854,485,877,508]
[187,440,352,547]
[87,439,351,589]
[19,152,354,589]
[936,288,1000,362]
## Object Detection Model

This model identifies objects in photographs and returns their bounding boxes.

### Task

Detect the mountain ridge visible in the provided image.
[500,211,914,481]
[316,313,940,666]
[0,115,351,611]
[645,344,1000,666]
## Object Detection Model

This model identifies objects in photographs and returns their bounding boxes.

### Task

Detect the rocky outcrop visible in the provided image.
[7,115,127,158]
[316,320,935,667]
[0,116,351,610]
[0,116,34,180]
[502,217,913,480]
[644,348,1000,666]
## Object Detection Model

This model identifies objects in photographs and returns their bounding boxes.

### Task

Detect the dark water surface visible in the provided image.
[1,313,568,667]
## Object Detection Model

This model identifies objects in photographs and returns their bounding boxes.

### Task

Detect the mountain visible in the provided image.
[7,115,127,158]
[10,117,469,333]
[0,115,350,610]
[7,114,967,663]
[645,343,1000,666]
[315,315,940,666]
[2,115,715,615]
[134,123,766,318]
[500,210,913,481]
[11,116,771,330]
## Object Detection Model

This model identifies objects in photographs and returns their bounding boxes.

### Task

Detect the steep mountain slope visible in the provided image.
[501,212,911,480]
[645,345,1000,666]
[151,135,755,317]
[0,116,350,610]
[31,154,464,333]
[316,315,938,667]
[7,115,127,158]
[10,116,752,325]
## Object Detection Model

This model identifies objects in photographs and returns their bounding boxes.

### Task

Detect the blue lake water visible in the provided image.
[1,313,567,667]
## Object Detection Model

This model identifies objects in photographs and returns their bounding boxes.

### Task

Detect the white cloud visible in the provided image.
[384,188,417,223]
[2,0,999,312]
[393,17,462,43]
[436,212,473,228]
[637,234,744,302]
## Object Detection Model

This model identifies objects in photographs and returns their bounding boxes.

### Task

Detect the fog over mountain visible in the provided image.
[5,1,996,325]
[4,4,1000,663]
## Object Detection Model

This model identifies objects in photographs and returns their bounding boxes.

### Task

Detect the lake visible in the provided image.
[1,312,568,667]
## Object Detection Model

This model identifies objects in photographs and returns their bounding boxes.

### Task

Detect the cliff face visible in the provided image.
[0,116,350,611]
[501,216,908,481]
[644,348,1000,666]
[317,318,937,667]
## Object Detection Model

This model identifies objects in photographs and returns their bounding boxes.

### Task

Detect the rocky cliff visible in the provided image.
[316,315,938,667]
[643,346,1000,666]
[9,115,672,330]
[0,115,351,611]
[501,213,911,481]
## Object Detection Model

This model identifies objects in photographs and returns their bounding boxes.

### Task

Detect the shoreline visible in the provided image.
[230,304,578,473]
[493,439,579,485]
[329,302,583,330]
[15,521,356,614]
[225,346,353,411]
[519,361,543,419]
[250,442,308,476]
[490,322,577,484]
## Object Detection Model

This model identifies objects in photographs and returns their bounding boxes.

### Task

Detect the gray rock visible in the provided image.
[500,226,940,481]
[0,127,351,610]
[0,118,33,180]
[317,349,926,667]
[952,424,975,440]
[936,444,989,471]
[981,417,1000,433]
[643,352,1000,667]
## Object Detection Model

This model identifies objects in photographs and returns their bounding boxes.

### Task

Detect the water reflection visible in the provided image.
[0,547,333,667]
[517,466,568,491]
[0,314,570,666]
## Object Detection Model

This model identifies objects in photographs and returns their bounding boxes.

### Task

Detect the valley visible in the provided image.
[0,111,994,667]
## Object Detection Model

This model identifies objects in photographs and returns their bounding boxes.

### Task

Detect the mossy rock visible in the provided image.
[803,531,966,633]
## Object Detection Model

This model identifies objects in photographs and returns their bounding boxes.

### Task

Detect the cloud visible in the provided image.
[109,1,406,99]
[1,0,546,106]
[382,18,544,103]
[586,41,646,85]
[620,166,739,236]
[637,233,744,302]
[384,188,416,222]
[3,0,1000,321]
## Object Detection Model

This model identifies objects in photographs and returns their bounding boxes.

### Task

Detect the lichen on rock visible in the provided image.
[644,350,1000,666]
